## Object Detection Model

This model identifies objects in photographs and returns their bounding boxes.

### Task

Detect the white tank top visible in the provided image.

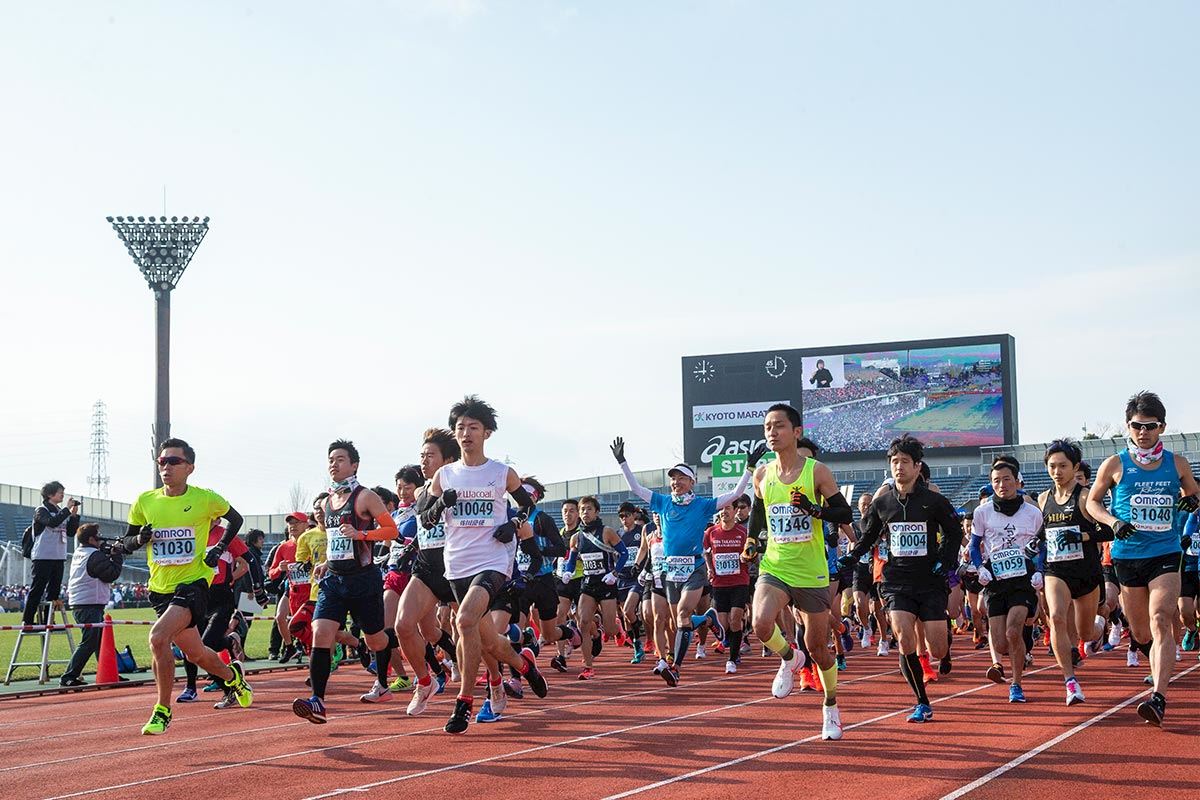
[438,458,515,580]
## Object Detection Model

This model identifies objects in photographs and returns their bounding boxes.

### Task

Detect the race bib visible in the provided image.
[287,562,311,585]
[713,552,741,577]
[876,536,889,562]
[581,552,606,576]
[327,531,355,561]
[1129,494,1174,533]
[1046,526,1084,563]
[888,522,927,558]
[666,555,695,583]
[418,522,446,550]
[991,548,1027,580]
[151,527,195,566]
[451,497,496,528]
[767,504,813,544]
[1189,536,1200,558]
[651,553,665,574]
[516,549,532,572]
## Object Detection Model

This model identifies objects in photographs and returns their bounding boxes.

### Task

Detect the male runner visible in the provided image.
[562,496,628,680]
[703,503,750,674]
[750,404,852,740]
[293,440,401,724]
[422,396,548,734]
[120,438,253,735]
[612,436,763,686]
[551,498,585,673]
[268,512,313,663]
[615,501,647,663]
[841,435,960,722]
[1086,391,1200,725]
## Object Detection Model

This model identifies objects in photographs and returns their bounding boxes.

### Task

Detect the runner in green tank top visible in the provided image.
[749,404,853,741]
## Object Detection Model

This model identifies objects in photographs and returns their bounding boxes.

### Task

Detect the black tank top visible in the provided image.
[324,487,375,575]
[1041,484,1100,579]
[577,520,615,579]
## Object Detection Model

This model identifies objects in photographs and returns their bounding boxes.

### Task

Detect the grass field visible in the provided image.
[894,393,1003,434]
[0,607,275,683]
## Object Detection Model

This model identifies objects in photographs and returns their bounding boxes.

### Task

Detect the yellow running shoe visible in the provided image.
[141,704,172,735]
[223,660,254,708]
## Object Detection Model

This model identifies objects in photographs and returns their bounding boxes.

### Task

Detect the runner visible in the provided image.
[292,440,401,724]
[612,436,763,686]
[119,438,253,735]
[421,396,549,734]
[515,478,576,664]
[551,498,585,673]
[841,435,961,723]
[633,513,674,674]
[615,501,647,664]
[969,457,1044,703]
[703,503,750,674]
[267,511,313,663]
[750,404,852,740]
[562,496,629,680]
[1086,391,1200,725]
[1037,439,1107,705]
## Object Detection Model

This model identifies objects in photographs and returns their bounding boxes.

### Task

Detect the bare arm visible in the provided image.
[1086,455,1122,528]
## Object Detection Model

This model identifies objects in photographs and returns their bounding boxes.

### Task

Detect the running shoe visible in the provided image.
[799,664,817,692]
[389,675,413,692]
[1065,678,1085,706]
[711,640,726,655]
[59,677,86,688]
[1024,651,1034,668]
[877,640,890,657]
[631,640,645,664]
[592,636,603,658]
[741,639,751,655]
[1136,693,1165,727]
[919,655,939,684]
[986,663,1006,684]
[771,650,805,699]
[520,648,548,698]
[1175,645,1183,662]
[1078,642,1090,662]
[223,661,254,708]
[1008,684,1026,703]
[974,638,988,650]
[435,671,448,695]
[330,643,343,672]
[360,681,393,703]
[448,661,461,683]
[203,679,223,693]
[292,695,327,724]
[550,654,568,673]
[836,654,847,671]
[1108,623,1123,648]
[839,627,854,654]
[695,644,707,660]
[176,687,198,703]
[661,665,680,687]
[701,608,726,642]
[566,624,583,650]
[1183,630,1197,651]
[725,660,737,674]
[860,630,872,649]
[489,683,508,715]
[1143,674,1153,686]
[475,698,502,723]
[356,638,371,669]
[278,642,298,664]
[213,692,238,710]
[407,679,436,716]
[906,703,933,723]
[578,667,596,681]
[444,698,471,734]
[140,704,172,735]
[1070,647,1082,668]
[939,654,952,675]
[821,704,843,740]
[762,646,771,658]
[502,677,524,699]
[523,628,541,657]
[653,658,668,676]
[1127,649,1141,668]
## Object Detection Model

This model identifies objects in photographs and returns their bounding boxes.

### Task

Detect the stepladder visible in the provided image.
[5,601,77,685]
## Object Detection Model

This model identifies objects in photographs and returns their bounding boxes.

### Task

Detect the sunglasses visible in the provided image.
[1128,421,1163,432]
[156,456,190,466]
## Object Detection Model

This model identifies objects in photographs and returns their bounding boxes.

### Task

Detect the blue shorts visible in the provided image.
[315,568,386,636]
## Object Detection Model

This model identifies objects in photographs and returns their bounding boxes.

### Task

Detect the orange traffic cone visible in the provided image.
[96,615,119,684]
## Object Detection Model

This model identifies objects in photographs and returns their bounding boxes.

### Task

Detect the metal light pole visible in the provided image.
[106,215,209,486]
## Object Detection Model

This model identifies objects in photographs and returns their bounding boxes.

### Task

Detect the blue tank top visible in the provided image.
[1111,449,1183,561]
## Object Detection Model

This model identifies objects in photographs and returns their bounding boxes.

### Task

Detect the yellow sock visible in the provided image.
[818,663,838,704]
[764,625,790,657]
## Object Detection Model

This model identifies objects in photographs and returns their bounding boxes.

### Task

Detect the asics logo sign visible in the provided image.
[700,435,767,464]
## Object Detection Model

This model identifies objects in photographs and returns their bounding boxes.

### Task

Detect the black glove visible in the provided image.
[253,585,269,606]
[1177,495,1199,514]
[204,543,226,568]
[136,524,153,546]
[836,554,856,573]
[1112,520,1136,540]
[791,489,820,518]
[610,437,626,465]
[419,490,457,529]
[746,442,768,470]
[1182,534,1193,552]
[493,520,517,544]
[1023,538,1042,561]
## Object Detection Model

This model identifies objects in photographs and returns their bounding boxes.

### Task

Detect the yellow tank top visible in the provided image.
[759,457,829,588]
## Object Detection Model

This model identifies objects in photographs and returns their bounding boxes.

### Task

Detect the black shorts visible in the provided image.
[489,582,522,622]
[852,563,874,594]
[1045,570,1102,600]
[450,570,509,606]
[582,578,618,603]
[1102,565,1119,587]
[961,573,983,596]
[1181,571,1200,599]
[411,559,456,605]
[712,584,750,614]
[880,583,948,622]
[315,568,386,636]
[149,578,210,628]
[834,567,854,592]
[617,583,644,604]
[1114,553,1182,588]
[984,580,1038,619]
[520,574,560,621]
[557,576,582,603]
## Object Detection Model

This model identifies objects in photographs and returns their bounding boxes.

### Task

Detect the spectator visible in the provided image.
[60,523,124,687]
[25,481,80,625]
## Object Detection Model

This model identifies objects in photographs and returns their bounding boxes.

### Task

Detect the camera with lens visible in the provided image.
[96,537,124,556]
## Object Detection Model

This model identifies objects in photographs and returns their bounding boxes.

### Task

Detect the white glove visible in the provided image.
[601,571,617,586]
[639,570,652,585]
[977,566,993,586]
[559,570,572,585]
[1030,572,1044,591]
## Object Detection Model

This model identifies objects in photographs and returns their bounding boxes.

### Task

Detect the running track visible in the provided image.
[2,642,1196,800]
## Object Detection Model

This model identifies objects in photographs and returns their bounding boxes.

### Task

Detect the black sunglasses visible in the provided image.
[156,456,190,466]
[1128,421,1163,432]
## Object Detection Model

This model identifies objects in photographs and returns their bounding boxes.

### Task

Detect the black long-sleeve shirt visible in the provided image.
[848,483,962,588]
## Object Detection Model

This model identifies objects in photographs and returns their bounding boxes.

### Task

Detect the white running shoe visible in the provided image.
[860,630,871,649]
[449,662,461,683]
[1176,646,1183,662]
[1065,678,1085,706]
[695,645,707,660]
[489,682,508,715]
[1108,623,1123,649]
[359,681,393,704]
[771,650,805,699]
[821,704,843,740]
[406,679,436,716]
[1127,649,1141,668]
[877,640,890,657]
[725,660,737,675]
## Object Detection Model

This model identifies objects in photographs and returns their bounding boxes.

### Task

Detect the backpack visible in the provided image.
[21,526,34,560]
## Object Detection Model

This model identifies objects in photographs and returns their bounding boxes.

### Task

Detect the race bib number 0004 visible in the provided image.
[888,522,927,558]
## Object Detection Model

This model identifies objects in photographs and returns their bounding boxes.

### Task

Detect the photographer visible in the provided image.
[25,481,80,626]
[60,523,124,687]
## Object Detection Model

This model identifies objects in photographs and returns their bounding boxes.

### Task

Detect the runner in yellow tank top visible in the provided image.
[750,404,854,741]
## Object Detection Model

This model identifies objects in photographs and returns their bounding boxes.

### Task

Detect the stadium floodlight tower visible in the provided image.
[106,214,209,486]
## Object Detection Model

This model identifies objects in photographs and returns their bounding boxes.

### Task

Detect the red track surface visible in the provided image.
[2,641,1196,800]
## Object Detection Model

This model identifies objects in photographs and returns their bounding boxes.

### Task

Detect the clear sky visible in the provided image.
[2,2,1197,511]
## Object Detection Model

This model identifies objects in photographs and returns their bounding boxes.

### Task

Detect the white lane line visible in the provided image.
[937,662,1200,800]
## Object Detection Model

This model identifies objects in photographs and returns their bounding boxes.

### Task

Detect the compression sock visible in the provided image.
[901,652,930,705]
[425,643,445,677]
[437,631,458,664]
[1136,638,1152,657]
[557,624,574,643]
[672,626,693,668]
[818,662,838,706]
[183,659,198,691]
[310,647,332,700]
[728,629,744,662]
[763,625,795,661]
[1022,625,1034,652]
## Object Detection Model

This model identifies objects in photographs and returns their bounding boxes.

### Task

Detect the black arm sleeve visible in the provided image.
[518,535,544,574]
[217,506,244,548]
[819,492,853,526]
[121,523,149,553]
[419,495,451,529]
[535,514,567,559]
[246,549,266,588]
[86,550,124,584]
[509,485,536,517]
[846,505,883,562]
[749,497,767,541]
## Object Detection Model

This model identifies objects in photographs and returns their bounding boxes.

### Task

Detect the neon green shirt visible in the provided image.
[758,458,830,589]
[128,485,230,594]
